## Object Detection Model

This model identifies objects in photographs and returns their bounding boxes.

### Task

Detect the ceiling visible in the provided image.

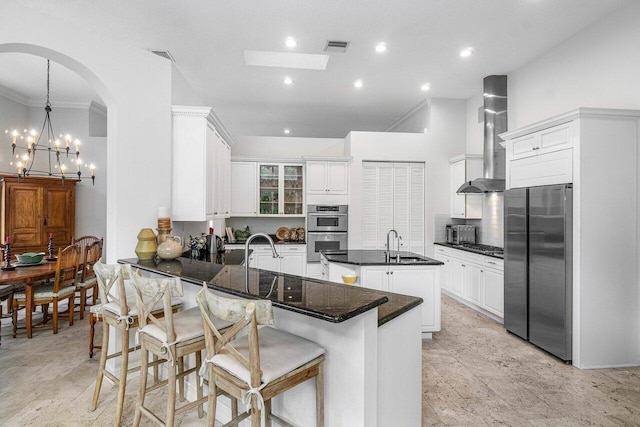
[2,0,631,139]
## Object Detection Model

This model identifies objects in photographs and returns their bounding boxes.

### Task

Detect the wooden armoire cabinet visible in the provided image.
[1,176,76,253]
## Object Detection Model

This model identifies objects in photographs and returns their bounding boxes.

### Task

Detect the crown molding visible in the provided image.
[385,98,430,132]
[0,84,30,106]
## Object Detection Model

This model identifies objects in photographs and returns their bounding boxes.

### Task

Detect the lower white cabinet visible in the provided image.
[248,245,306,276]
[321,255,441,335]
[436,245,504,320]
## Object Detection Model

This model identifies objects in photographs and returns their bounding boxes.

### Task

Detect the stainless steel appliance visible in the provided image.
[307,204,348,262]
[504,184,573,362]
[445,224,477,244]
[307,204,348,232]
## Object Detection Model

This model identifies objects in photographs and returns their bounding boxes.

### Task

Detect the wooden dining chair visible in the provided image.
[0,284,17,346]
[196,282,326,427]
[75,239,102,319]
[131,273,230,427]
[11,244,80,337]
[89,261,182,426]
[72,235,102,270]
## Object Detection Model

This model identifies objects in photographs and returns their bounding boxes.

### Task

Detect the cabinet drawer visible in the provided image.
[511,134,538,159]
[435,246,450,256]
[539,123,573,153]
[509,148,573,189]
[483,257,503,271]
[464,252,485,266]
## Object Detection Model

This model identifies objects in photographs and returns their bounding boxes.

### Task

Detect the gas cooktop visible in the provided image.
[452,243,504,256]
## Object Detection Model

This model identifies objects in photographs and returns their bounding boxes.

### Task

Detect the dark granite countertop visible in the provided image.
[434,242,504,259]
[321,250,443,266]
[119,258,418,326]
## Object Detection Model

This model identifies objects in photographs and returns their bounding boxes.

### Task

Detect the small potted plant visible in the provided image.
[188,234,207,259]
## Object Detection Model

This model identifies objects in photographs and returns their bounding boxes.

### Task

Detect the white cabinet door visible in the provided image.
[483,268,504,317]
[390,268,440,332]
[361,266,389,291]
[172,106,218,222]
[307,161,349,194]
[449,257,465,296]
[463,262,482,305]
[451,160,466,218]
[252,251,280,273]
[392,163,410,251]
[433,252,450,291]
[327,162,348,194]
[377,164,395,250]
[231,162,257,216]
[450,156,482,219]
[306,161,327,194]
[280,247,306,276]
[221,139,231,217]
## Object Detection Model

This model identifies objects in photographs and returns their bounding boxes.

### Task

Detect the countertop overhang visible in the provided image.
[119,258,420,326]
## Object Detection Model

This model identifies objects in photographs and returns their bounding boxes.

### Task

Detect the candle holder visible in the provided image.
[46,235,57,261]
[1,242,16,271]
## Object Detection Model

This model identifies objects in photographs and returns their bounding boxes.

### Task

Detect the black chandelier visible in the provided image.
[4,59,95,185]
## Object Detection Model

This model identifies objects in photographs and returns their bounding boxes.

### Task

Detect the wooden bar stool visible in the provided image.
[89,261,182,426]
[196,282,325,427]
[131,273,231,427]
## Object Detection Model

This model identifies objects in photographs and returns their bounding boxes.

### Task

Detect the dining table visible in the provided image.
[0,260,58,338]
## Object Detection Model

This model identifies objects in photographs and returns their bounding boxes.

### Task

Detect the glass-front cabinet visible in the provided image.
[258,163,304,216]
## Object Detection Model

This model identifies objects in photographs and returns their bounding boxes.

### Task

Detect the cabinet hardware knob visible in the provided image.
[462,264,466,267]
[390,271,394,275]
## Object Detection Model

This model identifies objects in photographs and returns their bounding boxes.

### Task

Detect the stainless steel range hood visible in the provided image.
[457,75,507,194]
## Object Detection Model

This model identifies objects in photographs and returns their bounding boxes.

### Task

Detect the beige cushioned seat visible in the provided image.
[211,326,325,386]
[138,307,231,344]
[14,284,76,300]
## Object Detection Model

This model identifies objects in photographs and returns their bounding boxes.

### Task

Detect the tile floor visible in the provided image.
[1,295,640,426]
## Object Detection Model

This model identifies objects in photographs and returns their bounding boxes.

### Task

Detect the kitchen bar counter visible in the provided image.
[120,257,420,326]
[118,256,422,426]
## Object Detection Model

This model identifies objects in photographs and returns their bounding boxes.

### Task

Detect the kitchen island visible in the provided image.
[120,257,423,427]
[321,249,443,338]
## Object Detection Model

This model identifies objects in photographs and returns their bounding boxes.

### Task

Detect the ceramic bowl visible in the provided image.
[16,252,45,264]
[342,274,358,285]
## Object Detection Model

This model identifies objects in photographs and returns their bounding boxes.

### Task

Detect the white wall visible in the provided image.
[508,2,640,129]
[232,136,344,158]
[346,98,467,257]
[1,1,175,262]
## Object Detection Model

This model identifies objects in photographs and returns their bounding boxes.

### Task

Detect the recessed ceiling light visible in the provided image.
[460,47,474,58]
[375,42,387,53]
[284,128,291,134]
[421,83,431,92]
[284,76,294,85]
[285,37,297,48]
[354,79,363,88]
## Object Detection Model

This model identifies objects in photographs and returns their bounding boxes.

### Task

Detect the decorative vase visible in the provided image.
[135,228,157,260]
[157,235,183,260]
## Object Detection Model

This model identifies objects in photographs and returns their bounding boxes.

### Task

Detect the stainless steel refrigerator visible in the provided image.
[504,184,573,362]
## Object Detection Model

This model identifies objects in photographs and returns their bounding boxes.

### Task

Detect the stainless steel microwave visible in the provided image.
[307,204,348,232]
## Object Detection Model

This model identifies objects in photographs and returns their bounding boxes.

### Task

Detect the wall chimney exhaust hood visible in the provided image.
[457,75,507,194]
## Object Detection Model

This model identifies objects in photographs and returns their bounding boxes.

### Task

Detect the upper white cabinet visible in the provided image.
[504,121,575,189]
[171,106,231,221]
[231,162,257,216]
[362,162,424,255]
[449,155,483,219]
[306,161,349,195]
[258,163,304,216]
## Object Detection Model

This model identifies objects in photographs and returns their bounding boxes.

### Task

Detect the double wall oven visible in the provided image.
[306,204,348,262]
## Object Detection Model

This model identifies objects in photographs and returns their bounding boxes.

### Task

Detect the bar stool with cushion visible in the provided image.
[196,282,325,427]
[11,244,80,337]
[89,261,182,426]
[131,273,231,427]
[76,240,102,320]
